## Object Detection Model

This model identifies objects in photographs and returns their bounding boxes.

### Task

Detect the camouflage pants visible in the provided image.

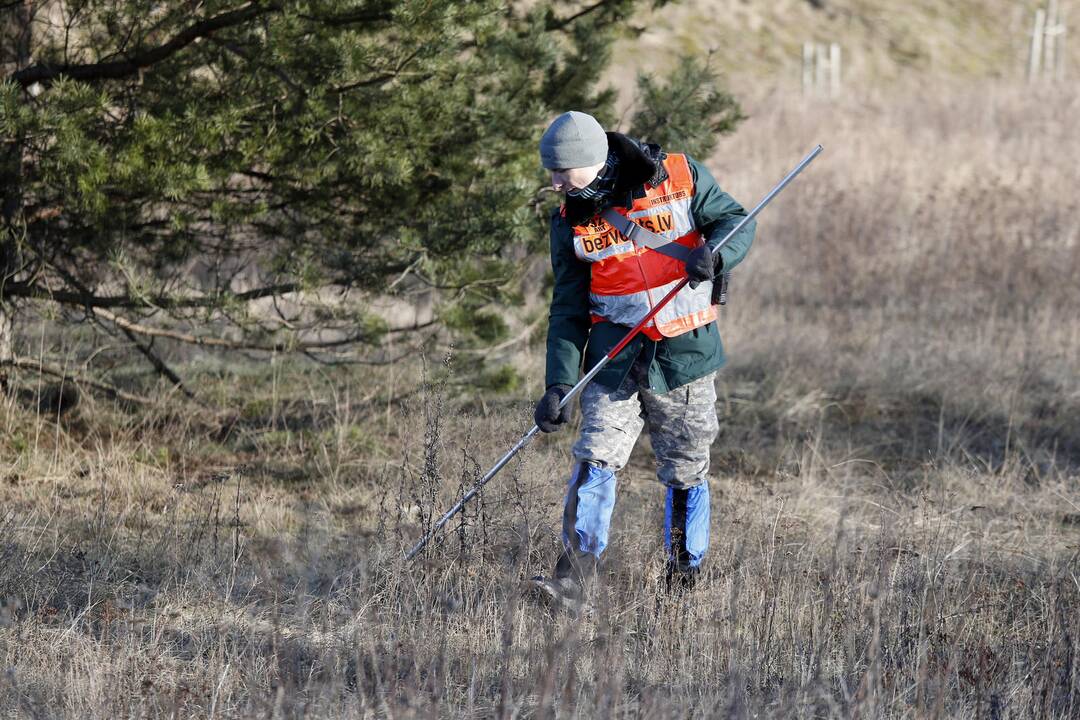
[558,369,719,570]
[571,370,720,489]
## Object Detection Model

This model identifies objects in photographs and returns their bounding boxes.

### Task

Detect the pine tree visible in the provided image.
[0,0,743,398]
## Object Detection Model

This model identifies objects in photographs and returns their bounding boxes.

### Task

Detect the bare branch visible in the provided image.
[91,306,376,353]
[1,356,154,405]
[453,314,544,356]
[386,319,438,334]
[113,321,198,399]
[2,280,304,309]
[300,331,440,366]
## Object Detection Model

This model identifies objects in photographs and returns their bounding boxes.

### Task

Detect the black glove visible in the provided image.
[685,244,713,289]
[534,384,572,433]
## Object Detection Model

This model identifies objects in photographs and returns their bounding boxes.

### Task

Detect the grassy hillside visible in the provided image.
[613,0,1073,89]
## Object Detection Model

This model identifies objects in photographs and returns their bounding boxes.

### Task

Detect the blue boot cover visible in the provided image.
[562,462,617,557]
[664,481,710,569]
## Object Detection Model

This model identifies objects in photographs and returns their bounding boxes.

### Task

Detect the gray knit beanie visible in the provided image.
[539,111,608,170]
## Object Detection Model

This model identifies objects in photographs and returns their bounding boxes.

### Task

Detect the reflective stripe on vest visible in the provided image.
[569,153,717,340]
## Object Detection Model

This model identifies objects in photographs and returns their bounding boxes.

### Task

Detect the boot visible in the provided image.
[531,548,598,613]
[664,559,700,592]
[663,482,710,592]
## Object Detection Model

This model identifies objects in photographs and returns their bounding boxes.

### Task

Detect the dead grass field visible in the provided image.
[613,0,1078,89]
[1,80,1079,718]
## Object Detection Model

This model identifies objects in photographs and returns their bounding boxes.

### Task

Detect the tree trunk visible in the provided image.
[1,1,33,369]
[0,302,12,364]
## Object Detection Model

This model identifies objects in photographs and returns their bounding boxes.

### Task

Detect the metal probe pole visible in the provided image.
[404,144,823,561]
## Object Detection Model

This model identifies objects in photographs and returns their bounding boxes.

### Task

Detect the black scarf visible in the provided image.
[563,132,668,227]
[566,150,619,202]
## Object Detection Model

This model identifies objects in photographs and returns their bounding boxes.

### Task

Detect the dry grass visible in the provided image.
[1,79,1079,718]
[612,0,1075,88]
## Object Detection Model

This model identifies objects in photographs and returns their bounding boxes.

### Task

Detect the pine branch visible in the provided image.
[329,46,426,94]
[546,0,622,31]
[10,2,280,87]
[206,34,302,95]
[8,1,398,88]
[295,7,394,27]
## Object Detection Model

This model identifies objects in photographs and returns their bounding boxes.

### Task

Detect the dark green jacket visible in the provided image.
[544,133,755,393]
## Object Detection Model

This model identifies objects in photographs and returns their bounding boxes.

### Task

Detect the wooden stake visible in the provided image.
[1029,8,1046,81]
[1046,0,1060,77]
[829,43,842,96]
[1058,8,1068,80]
[815,43,828,94]
[803,42,815,95]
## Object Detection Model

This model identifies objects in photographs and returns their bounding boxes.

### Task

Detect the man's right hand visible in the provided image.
[534,384,573,433]
[685,243,714,289]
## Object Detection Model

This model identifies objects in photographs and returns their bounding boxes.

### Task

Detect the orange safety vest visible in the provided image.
[568,153,716,341]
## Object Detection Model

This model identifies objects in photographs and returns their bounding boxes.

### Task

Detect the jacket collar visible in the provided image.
[563,132,667,226]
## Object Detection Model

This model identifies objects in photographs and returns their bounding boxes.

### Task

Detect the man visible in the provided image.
[532,111,755,604]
